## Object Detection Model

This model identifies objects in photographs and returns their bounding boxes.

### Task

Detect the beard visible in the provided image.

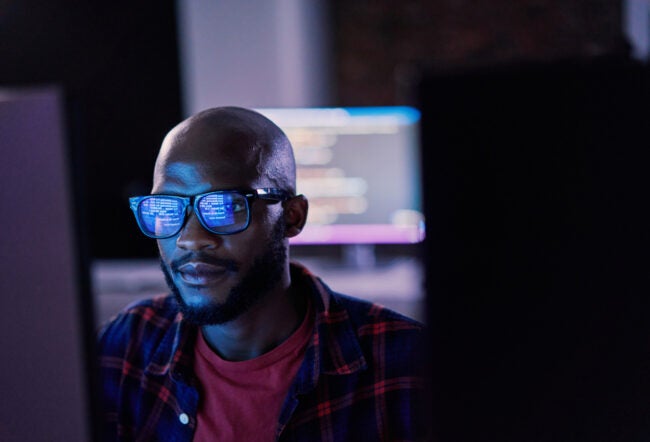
[160,217,288,326]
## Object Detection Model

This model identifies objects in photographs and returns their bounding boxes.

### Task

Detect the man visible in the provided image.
[98,107,427,441]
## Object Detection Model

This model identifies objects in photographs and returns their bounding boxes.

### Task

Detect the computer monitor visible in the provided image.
[256,107,424,245]
[0,88,96,441]
[419,59,650,441]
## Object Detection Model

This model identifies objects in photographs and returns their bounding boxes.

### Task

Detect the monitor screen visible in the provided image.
[256,107,424,245]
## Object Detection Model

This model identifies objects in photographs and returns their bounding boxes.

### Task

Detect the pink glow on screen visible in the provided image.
[290,224,425,245]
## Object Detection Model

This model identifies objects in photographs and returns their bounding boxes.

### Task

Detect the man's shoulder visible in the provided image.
[97,294,180,354]
[332,291,424,330]
[294,262,423,331]
[100,294,180,330]
[325,290,426,360]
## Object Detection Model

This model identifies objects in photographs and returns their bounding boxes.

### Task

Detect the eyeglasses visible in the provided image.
[129,188,293,239]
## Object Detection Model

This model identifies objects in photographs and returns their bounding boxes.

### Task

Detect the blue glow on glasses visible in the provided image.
[129,188,292,238]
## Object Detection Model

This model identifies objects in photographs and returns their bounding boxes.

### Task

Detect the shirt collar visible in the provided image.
[287,262,368,396]
[146,310,197,381]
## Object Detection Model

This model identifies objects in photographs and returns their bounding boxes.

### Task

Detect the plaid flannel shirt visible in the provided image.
[98,263,428,441]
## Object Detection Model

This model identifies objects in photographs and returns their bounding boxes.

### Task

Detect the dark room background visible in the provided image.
[0,0,634,259]
[2,1,650,441]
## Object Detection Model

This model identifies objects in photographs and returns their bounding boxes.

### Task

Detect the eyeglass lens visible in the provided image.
[137,192,250,238]
[197,192,248,233]
[139,197,185,237]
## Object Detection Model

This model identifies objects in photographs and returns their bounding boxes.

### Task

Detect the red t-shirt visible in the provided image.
[193,302,314,441]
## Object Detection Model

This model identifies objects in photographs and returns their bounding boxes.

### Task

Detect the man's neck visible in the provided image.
[200,281,307,361]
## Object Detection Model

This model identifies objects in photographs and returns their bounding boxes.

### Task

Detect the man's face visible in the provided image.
[153,126,289,326]
[159,216,287,326]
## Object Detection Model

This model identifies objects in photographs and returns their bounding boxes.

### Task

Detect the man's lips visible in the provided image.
[176,262,231,286]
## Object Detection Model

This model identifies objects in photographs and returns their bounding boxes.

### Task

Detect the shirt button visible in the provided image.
[179,413,189,425]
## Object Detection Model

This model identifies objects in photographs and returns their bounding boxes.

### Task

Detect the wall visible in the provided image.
[176,0,332,114]
[332,0,629,105]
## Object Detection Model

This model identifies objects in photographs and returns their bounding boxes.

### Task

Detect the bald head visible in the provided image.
[154,107,296,194]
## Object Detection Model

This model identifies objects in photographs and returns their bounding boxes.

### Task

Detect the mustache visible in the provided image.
[170,252,239,273]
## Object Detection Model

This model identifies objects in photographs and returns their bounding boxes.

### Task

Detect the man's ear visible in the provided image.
[283,195,308,238]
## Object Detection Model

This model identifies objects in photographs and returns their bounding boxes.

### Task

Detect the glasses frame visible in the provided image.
[129,187,293,239]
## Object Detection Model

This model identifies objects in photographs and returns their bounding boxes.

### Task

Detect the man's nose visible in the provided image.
[176,214,222,250]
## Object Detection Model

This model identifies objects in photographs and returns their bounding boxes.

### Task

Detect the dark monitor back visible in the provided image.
[0,88,95,441]
[419,58,650,441]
